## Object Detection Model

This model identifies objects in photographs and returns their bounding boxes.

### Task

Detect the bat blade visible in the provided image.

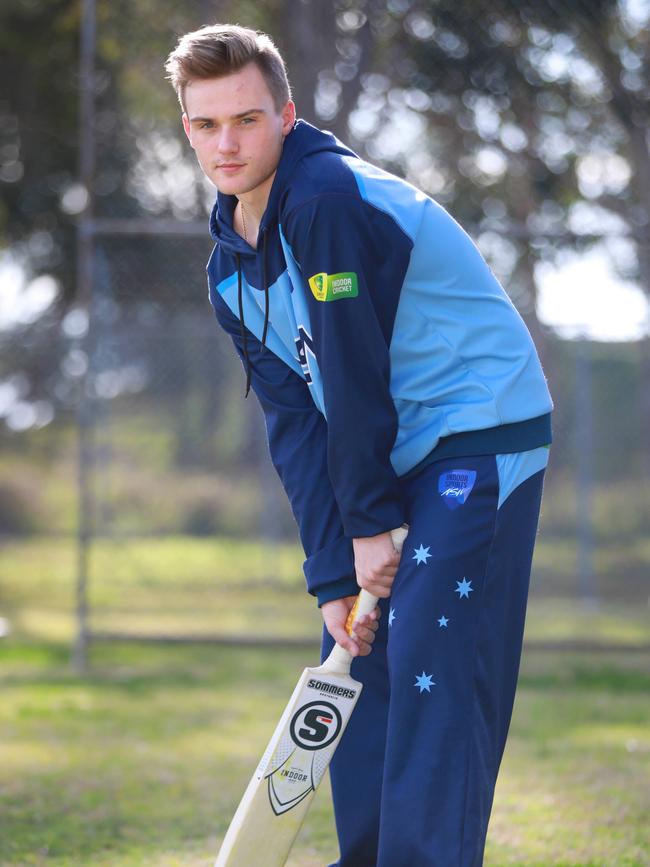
[214,662,362,867]
[213,526,408,867]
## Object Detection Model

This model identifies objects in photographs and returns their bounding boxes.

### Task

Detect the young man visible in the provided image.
[166,24,552,867]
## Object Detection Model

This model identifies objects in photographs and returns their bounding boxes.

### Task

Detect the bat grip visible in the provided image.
[325,525,409,674]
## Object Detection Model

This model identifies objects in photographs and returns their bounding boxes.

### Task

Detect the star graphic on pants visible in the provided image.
[455,578,473,599]
[412,544,432,565]
[388,607,396,627]
[437,615,449,627]
[414,671,436,693]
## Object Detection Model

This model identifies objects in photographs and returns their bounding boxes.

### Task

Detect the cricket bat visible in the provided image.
[214,525,409,867]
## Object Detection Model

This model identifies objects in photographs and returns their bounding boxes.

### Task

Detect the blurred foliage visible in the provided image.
[0,0,79,292]
[2,0,649,295]
[0,0,648,486]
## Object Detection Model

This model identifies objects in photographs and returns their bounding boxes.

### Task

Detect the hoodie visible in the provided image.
[207,120,553,606]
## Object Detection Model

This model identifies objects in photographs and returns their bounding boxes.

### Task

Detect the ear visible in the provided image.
[281,100,296,137]
[182,113,194,147]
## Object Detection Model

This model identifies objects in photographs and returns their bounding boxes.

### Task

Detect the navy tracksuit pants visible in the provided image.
[322,451,547,867]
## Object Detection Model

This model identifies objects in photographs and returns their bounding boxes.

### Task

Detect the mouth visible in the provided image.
[216,163,246,172]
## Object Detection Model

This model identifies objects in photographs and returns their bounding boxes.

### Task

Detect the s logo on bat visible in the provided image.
[266,701,343,816]
[290,701,342,750]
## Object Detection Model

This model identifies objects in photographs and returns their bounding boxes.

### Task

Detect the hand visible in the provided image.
[352,532,401,599]
[321,595,381,657]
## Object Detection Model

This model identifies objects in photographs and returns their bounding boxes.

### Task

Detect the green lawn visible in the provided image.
[1,536,649,866]
[2,536,649,645]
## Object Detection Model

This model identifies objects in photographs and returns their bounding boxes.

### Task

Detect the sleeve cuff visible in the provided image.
[303,535,358,606]
[315,576,360,608]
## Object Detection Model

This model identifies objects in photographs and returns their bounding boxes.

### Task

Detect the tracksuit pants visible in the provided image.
[322,449,548,867]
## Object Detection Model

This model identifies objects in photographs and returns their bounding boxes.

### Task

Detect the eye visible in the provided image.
[240,116,256,125]
[199,121,214,130]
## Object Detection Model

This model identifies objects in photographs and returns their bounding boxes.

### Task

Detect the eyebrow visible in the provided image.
[188,108,267,123]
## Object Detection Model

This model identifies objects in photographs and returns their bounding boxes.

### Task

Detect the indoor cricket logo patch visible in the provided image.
[308,272,359,302]
[438,470,477,510]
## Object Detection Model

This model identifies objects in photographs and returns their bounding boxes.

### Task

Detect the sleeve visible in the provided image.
[211,291,359,606]
[283,193,412,538]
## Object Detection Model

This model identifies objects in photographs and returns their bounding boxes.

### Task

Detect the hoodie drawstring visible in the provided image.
[236,253,252,398]
[261,230,270,349]
[236,233,270,398]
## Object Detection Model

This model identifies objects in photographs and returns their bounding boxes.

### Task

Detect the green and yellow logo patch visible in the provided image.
[308,272,359,302]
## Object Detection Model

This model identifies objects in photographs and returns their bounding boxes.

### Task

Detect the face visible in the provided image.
[182,63,295,204]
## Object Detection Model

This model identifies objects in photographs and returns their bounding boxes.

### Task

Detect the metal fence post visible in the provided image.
[575,339,597,608]
[72,0,97,673]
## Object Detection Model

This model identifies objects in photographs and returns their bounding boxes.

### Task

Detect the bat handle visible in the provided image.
[325,525,409,675]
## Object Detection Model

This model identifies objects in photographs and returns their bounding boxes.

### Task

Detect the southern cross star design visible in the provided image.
[437,615,449,627]
[455,577,473,599]
[388,607,396,627]
[414,671,435,693]
[412,544,432,565]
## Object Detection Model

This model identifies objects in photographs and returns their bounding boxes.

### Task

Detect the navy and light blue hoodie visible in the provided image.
[207,120,553,605]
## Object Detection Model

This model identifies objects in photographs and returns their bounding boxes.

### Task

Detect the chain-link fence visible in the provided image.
[2,216,648,662]
[2,0,649,665]
[54,224,645,653]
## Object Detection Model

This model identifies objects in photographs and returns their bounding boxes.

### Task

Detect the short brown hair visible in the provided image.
[165,24,292,113]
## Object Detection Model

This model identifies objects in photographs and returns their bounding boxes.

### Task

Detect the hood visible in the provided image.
[208,119,357,254]
[208,121,356,399]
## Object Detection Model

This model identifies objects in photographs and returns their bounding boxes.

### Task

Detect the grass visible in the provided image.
[0,641,648,867]
[0,536,313,640]
[1,536,649,645]
[0,536,649,866]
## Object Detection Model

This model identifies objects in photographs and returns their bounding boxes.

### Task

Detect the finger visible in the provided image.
[329,624,360,657]
[358,575,393,592]
[368,567,398,581]
[351,624,377,644]
[355,613,379,632]
[351,633,374,656]
[358,575,393,595]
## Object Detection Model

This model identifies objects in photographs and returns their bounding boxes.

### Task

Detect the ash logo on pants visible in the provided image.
[438,469,477,510]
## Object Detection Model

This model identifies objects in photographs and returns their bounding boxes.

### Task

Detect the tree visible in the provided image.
[2,0,648,469]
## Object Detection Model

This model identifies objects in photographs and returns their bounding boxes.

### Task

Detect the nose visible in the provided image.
[217,125,238,155]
